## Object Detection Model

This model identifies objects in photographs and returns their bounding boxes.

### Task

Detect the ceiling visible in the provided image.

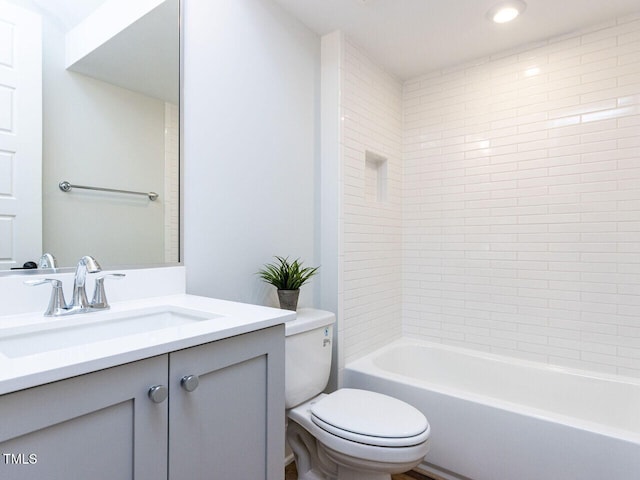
[271,0,640,80]
[66,0,179,103]
[22,0,178,102]
[32,0,109,30]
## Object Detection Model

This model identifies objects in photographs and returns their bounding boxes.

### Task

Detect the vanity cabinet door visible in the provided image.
[0,355,169,480]
[168,325,285,480]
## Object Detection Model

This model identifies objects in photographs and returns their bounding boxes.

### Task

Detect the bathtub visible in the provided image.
[343,338,640,480]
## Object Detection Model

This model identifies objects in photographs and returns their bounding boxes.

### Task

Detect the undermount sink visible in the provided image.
[0,306,219,358]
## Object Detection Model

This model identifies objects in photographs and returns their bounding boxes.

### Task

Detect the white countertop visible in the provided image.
[0,293,294,395]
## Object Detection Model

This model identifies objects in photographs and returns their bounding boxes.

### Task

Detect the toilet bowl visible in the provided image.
[287,390,431,480]
[285,309,431,480]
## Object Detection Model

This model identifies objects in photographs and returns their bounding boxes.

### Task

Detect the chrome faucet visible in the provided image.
[38,253,57,269]
[27,255,103,316]
[69,255,102,313]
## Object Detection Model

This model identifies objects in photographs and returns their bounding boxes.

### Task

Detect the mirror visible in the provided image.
[0,0,180,271]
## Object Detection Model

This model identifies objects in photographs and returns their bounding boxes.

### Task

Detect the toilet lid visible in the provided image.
[310,389,429,447]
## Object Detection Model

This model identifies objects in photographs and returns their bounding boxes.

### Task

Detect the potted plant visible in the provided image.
[257,256,319,311]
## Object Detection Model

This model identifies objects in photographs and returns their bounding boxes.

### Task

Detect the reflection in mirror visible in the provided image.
[0,0,180,272]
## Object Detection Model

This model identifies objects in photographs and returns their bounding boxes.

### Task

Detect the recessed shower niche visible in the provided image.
[364,150,388,203]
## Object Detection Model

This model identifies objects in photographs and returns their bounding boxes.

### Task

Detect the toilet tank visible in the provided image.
[285,308,335,409]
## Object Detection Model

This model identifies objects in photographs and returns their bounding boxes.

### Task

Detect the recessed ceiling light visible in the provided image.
[487,0,527,24]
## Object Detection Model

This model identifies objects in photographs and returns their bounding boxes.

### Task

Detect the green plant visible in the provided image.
[257,256,319,290]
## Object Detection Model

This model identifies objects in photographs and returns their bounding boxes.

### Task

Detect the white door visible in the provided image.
[0,1,42,269]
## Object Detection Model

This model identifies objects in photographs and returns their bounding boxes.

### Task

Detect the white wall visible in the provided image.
[182,0,320,306]
[43,72,166,267]
[403,14,640,377]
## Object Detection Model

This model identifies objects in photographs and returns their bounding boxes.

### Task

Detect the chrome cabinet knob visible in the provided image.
[181,374,199,392]
[148,385,168,403]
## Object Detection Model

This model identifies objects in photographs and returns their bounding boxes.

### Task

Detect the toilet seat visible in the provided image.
[310,389,430,447]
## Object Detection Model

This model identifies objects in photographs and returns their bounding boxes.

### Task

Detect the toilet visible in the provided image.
[285,309,431,480]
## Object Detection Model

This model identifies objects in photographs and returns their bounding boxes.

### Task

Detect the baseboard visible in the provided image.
[416,461,470,480]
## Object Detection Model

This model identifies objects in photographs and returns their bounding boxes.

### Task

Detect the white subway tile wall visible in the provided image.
[403,15,640,376]
[341,37,404,365]
[164,102,179,263]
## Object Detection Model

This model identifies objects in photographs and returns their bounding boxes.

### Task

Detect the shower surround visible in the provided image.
[325,12,640,379]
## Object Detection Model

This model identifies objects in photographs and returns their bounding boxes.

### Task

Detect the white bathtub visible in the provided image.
[343,338,640,480]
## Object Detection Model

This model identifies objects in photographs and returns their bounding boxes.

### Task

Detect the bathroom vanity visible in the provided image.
[0,267,291,480]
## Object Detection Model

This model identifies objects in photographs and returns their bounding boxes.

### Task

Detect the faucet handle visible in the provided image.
[90,273,126,310]
[25,278,61,287]
[25,279,68,316]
